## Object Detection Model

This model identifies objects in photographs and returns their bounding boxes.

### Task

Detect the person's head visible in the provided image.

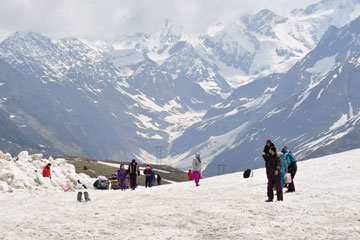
[281,146,288,154]
[188,169,192,173]
[131,159,136,164]
[269,146,277,156]
[266,140,272,147]
[46,163,51,169]
[196,153,200,159]
[120,163,124,170]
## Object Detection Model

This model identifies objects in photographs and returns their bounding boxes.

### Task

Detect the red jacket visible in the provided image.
[43,166,51,178]
[143,167,152,177]
[188,172,194,181]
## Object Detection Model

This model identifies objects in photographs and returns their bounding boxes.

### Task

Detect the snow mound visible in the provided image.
[0,150,92,193]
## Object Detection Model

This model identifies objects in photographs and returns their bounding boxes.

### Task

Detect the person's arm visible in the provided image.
[275,156,282,176]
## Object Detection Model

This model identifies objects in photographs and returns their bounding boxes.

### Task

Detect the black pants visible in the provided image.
[130,174,137,190]
[145,176,151,188]
[267,173,283,201]
[288,163,297,192]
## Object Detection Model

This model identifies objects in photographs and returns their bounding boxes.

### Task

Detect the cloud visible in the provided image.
[0,0,319,40]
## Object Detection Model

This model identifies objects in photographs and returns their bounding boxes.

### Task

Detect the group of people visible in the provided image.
[43,145,297,199]
[262,140,298,202]
[116,159,161,190]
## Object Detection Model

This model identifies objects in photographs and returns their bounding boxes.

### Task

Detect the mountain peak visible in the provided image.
[292,0,360,16]
[3,31,49,43]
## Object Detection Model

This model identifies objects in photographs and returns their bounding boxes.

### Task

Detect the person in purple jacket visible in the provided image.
[117,164,128,191]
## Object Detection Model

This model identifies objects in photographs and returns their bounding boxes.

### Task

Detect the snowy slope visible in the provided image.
[0,150,92,193]
[0,149,359,239]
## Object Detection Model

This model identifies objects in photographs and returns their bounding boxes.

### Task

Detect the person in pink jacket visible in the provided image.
[192,153,202,187]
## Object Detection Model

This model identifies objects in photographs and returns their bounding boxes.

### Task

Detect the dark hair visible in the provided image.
[131,159,136,163]
[270,146,277,153]
[281,146,288,154]
[47,163,51,167]
[266,140,272,144]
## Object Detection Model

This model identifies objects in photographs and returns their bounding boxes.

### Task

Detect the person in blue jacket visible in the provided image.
[282,146,297,192]
[278,151,286,189]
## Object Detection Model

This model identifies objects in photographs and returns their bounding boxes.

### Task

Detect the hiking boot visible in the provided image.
[196,183,199,187]
[265,199,273,202]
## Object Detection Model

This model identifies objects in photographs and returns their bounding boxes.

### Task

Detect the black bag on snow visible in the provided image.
[243,169,252,178]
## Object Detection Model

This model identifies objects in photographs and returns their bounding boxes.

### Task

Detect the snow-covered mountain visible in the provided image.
[195,0,360,87]
[1,0,360,173]
[202,14,360,176]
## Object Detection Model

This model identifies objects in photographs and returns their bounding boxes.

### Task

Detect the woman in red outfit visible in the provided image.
[42,163,51,178]
[187,170,194,181]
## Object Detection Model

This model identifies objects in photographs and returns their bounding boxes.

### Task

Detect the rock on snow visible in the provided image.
[0,149,360,239]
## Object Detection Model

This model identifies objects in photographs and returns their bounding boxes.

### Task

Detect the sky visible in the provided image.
[0,0,319,40]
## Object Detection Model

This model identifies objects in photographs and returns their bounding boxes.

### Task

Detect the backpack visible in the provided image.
[287,151,297,164]
[243,169,252,178]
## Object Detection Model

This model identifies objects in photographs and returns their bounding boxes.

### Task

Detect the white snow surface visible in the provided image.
[0,150,92,193]
[1,149,360,239]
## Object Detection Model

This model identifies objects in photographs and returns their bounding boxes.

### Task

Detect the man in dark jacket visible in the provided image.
[128,159,140,190]
[143,165,152,188]
[266,146,283,202]
[263,140,274,176]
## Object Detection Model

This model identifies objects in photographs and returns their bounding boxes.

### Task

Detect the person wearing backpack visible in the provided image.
[143,165,152,188]
[128,159,140,190]
[282,146,297,192]
[266,146,283,202]
[192,153,202,187]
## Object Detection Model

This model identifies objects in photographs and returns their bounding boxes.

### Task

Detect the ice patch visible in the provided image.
[306,55,336,76]
[329,114,348,131]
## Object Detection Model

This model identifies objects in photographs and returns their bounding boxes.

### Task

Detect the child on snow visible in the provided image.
[117,164,128,190]
[143,165,152,188]
[42,163,51,179]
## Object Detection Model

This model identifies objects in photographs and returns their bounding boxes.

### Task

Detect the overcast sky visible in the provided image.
[0,0,319,40]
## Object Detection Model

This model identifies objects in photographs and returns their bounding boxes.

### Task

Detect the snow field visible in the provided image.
[0,149,360,239]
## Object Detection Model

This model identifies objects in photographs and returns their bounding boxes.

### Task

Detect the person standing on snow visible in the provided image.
[262,140,275,176]
[266,146,283,202]
[192,153,202,187]
[128,159,140,190]
[278,151,287,189]
[143,165,152,188]
[282,146,297,192]
[187,170,194,181]
[42,163,51,179]
[117,164,128,191]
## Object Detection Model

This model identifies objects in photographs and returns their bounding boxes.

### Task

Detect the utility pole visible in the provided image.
[155,146,162,165]
[217,164,226,175]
